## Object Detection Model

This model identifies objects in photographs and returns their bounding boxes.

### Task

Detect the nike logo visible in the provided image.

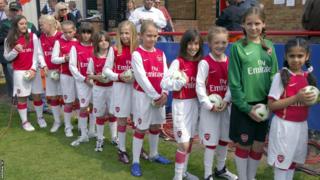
[209,70,216,74]
[143,59,148,62]
[245,51,254,56]
[61,46,67,49]
[288,83,297,87]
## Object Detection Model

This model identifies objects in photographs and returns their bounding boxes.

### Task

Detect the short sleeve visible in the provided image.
[268,73,284,100]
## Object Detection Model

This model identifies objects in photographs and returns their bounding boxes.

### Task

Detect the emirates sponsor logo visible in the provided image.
[204,133,210,140]
[21,48,32,53]
[116,65,130,71]
[247,66,272,75]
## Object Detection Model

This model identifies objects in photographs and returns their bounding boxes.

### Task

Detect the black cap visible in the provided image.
[9,2,22,11]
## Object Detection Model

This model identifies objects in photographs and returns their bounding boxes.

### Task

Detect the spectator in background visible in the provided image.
[302,0,320,43]
[54,2,76,25]
[0,0,7,21]
[216,0,262,42]
[216,0,243,31]
[69,1,82,23]
[126,0,136,20]
[0,1,38,100]
[154,0,174,42]
[41,0,58,15]
[128,0,166,33]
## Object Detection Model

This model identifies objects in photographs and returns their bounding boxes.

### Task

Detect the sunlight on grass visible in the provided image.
[0,102,318,180]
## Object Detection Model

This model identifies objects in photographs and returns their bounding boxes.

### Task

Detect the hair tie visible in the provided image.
[308,65,314,73]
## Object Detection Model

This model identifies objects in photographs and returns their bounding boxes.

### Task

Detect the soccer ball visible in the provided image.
[171,70,187,84]
[50,71,60,81]
[23,71,32,81]
[254,104,270,121]
[303,85,319,106]
[100,74,110,83]
[122,69,134,81]
[208,94,223,108]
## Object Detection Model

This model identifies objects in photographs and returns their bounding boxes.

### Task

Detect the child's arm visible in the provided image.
[37,39,47,69]
[37,39,48,75]
[102,47,118,81]
[3,39,19,62]
[131,51,161,100]
[31,34,39,71]
[228,44,251,113]
[51,40,66,64]
[160,59,186,91]
[69,46,86,82]
[87,58,94,76]
[267,73,297,111]
[196,60,213,111]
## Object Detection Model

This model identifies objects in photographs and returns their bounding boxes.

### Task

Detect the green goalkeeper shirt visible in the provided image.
[228,39,278,113]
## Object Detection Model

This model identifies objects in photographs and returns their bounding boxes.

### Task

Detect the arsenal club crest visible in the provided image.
[64,95,68,100]
[177,131,182,138]
[204,133,210,140]
[156,56,163,62]
[115,107,120,113]
[138,118,142,124]
[241,134,248,143]
[277,155,285,163]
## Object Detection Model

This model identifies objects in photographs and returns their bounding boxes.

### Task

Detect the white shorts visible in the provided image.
[199,106,231,146]
[132,90,165,130]
[76,81,92,108]
[45,70,61,96]
[13,70,32,97]
[110,82,133,118]
[172,98,199,143]
[267,116,308,169]
[31,70,44,94]
[60,74,76,103]
[92,85,112,117]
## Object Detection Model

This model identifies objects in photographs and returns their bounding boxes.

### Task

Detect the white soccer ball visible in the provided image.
[255,104,270,121]
[100,74,111,83]
[208,94,223,108]
[50,71,60,81]
[171,70,187,84]
[23,71,32,81]
[122,69,134,81]
[303,85,320,106]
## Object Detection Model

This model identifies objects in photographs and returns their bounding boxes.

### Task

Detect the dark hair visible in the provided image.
[179,28,203,61]
[92,30,110,56]
[6,15,30,49]
[281,38,317,87]
[241,7,269,52]
[78,22,94,42]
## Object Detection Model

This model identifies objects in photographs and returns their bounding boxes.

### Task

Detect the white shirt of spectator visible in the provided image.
[128,6,167,33]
